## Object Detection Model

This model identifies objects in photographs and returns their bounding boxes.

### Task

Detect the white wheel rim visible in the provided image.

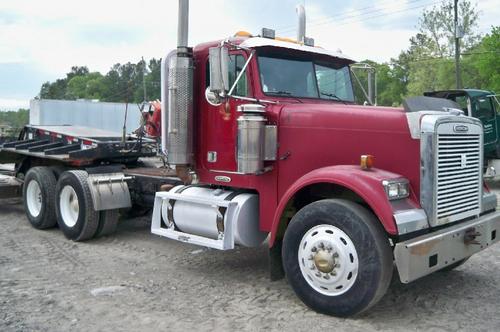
[26,180,42,217]
[298,224,359,296]
[60,185,79,227]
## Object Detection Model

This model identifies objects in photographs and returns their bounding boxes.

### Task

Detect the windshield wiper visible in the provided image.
[320,92,349,104]
[267,90,293,96]
[267,90,303,103]
[320,92,342,101]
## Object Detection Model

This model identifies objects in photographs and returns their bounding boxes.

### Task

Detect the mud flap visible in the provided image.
[87,173,132,211]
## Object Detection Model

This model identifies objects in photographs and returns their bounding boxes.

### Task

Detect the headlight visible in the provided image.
[382,179,410,200]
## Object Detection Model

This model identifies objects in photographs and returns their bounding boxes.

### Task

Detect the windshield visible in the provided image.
[258,54,354,102]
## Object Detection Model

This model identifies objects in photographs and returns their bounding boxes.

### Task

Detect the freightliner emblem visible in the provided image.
[454,125,469,133]
[215,175,231,183]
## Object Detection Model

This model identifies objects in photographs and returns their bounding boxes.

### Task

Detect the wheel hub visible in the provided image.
[313,249,336,273]
[298,224,359,296]
[26,180,42,217]
[60,185,79,227]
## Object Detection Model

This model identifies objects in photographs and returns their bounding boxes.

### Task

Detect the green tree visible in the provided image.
[406,0,480,96]
[463,26,500,93]
[66,72,104,99]
[419,0,480,57]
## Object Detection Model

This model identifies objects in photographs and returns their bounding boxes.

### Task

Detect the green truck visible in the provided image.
[425,89,500,159]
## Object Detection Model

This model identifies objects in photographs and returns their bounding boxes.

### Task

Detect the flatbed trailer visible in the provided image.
[0,123,182,239]
[0,125,157,165]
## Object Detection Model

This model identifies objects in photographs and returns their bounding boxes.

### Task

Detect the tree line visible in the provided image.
[38,0,498,107]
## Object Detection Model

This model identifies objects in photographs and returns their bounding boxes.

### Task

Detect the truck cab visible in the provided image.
[425,89,500,158]
[152,16,500,316]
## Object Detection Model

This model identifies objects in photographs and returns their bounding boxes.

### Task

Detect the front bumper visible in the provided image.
[394,210,500,283]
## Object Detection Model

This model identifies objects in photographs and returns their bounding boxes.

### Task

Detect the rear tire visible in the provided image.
[282,199,393,317]
[22,167,57,229]
[55,170,99,241]
[95,209,120,237]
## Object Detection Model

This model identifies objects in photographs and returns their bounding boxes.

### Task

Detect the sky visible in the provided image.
[0,0,498,110]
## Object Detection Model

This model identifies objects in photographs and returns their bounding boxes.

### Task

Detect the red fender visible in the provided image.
[269,165,418,247]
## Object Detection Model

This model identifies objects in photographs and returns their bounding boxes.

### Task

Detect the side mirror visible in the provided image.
[209,46,229,95]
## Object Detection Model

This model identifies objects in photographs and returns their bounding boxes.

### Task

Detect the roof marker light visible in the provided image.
[235,31,252,37]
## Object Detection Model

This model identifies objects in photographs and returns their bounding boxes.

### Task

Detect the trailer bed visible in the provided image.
[0,125,156,166]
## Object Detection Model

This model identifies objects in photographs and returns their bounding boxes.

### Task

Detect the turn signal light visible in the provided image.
[360,155,374,170]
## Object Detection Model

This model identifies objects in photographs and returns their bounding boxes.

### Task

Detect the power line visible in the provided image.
[311,1,438,30]
[276,0,428,32]
[277,0,436,34]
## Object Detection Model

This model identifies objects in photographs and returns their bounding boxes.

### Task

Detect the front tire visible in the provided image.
[282,199,393,317]
[23,167,57,229]
[56,170,99,241]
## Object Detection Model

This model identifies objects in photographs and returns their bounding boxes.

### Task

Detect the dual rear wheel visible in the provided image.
[23,167,119,241]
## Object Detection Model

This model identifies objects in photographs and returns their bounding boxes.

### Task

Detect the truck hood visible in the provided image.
[278,103,409,135]
[275,102,422,199]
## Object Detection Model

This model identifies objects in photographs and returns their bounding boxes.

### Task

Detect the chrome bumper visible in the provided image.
[394,210,500,283]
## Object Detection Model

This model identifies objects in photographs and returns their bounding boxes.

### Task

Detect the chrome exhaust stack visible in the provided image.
[296,4,306,43]
[161,0,194,167]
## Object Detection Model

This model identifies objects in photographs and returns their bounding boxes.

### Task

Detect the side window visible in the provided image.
[476,97,495,120]
[228,55,249,96]
[206,54,249,96]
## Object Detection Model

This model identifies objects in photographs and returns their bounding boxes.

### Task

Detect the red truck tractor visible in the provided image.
[0,0,499,317]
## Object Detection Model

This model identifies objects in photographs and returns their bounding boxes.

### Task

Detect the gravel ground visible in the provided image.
[1,190,500,331]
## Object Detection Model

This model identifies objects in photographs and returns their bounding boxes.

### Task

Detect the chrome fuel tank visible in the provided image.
[161,186,267,247]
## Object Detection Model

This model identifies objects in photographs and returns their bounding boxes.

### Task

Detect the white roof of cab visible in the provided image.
[240,37,355,62]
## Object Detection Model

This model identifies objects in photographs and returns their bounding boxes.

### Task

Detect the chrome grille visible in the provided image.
[436,134,481,222]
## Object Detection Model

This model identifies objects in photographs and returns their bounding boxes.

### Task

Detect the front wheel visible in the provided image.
[282,199,393,317]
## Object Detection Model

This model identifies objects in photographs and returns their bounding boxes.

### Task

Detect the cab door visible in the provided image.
[200,51,252,172]
[473,96,498,157]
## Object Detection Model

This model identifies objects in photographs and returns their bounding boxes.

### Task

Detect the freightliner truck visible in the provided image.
[0,1,499,317]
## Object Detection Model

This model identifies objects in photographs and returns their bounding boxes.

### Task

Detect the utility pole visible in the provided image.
[454,0,462,89]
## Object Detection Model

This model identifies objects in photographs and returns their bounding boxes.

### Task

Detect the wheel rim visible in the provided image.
[60,185,79,227]
[26,180,42,217]
[298,224,359,296]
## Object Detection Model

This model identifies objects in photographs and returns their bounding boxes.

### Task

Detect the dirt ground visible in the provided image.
[1,191,499,331]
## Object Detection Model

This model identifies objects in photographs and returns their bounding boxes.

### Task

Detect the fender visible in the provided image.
[269,165,416,247]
